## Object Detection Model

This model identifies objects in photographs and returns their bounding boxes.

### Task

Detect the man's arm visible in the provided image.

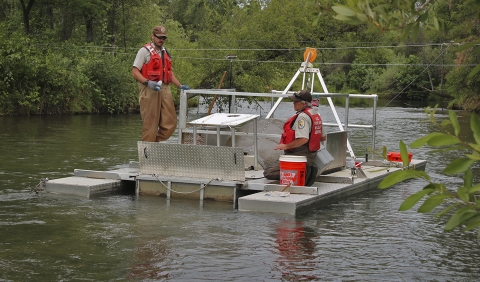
[274,138,308,150]
[171,72,181,88]
[132,67,147,84]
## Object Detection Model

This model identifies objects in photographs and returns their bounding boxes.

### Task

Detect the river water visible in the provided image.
[0,99,479,281]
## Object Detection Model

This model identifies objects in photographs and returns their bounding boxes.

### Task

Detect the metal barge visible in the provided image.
[43,57,427,215]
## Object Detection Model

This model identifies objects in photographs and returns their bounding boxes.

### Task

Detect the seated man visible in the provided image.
[263,90,326,186]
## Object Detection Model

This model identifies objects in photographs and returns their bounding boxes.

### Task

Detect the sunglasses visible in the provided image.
[154,35,167,40]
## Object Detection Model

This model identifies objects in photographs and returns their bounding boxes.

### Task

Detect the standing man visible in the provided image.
[263,90,326,186]
[132,25,190,142]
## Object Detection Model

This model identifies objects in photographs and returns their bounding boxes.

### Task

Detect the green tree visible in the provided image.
[317,0,480,109]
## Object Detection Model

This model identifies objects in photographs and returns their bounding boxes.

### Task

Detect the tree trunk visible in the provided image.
[19,0,36,35]
[84,14,94,43]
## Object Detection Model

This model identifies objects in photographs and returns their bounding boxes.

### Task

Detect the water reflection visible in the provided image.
[274,220,318,281]
[127,235,172,280]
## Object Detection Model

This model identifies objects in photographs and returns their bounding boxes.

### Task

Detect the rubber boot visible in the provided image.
[305,166,318,186]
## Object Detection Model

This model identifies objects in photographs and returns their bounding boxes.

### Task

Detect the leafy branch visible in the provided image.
[319,0,480,77]
[378,107,480,238]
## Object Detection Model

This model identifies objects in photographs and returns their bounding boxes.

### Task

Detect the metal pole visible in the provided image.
[229,60,232,112]
[226,55,237,113]
[253,118,258,170]
[229,60,233,88]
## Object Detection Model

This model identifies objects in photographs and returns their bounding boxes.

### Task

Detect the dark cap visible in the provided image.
[153,26,167,37]
[289,90,312,102]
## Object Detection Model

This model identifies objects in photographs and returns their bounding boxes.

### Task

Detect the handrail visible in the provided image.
[179,89,378,159]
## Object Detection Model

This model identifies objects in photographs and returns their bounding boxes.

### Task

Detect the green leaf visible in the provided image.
[365,2,374,19]
[454,41,477,53]
[418,194,450,213]
[334,14,357,23]
[471,114,480,144]
[445,206,472,231]
[410,132,444,148]
[443,158,476,174]
[332,5,357,17]
[448,111,460,136]
[465,151,480,161]
[417,11,429,23]
[433,16,439,30]
[467,63,480,79]
[356,13,368,22]
[400,24,412,42]
[464,169,473,188]
[464,216,480,231]
[411,22,420,40]
[435,203,461,217]
[372,4,387,14]
[435,144,465,152]
[457,186,470,202]
[469,183,480,193]
[399,141,409,166]
[427,134,460,147]
[441,119,452,127]
[470,143,480,152]
[399,188,435,211]
[378,169,428,189]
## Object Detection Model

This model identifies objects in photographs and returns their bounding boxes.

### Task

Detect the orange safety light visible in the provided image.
[303,47,317,63]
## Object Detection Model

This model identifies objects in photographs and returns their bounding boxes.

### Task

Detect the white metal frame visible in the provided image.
[265,59,356,158]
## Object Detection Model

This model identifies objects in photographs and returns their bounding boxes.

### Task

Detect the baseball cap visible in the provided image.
[289,90,312,102]
[153,26,167,37]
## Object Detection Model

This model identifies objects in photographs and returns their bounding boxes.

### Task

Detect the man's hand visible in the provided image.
[274,144,288,150]
[275,138,308,151]
[147,80,161,91]
[179,84,190,90]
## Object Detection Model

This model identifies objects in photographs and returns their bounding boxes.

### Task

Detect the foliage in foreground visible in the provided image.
[378,108,480,238]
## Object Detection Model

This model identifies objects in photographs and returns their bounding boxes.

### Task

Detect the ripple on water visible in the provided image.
[0,220,46,225]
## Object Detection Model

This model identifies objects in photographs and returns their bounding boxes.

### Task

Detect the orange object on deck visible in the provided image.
[387,152,413,163]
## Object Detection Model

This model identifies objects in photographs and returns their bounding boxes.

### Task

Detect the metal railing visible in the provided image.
[179,89,378,159]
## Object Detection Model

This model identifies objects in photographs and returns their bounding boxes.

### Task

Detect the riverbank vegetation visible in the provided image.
[1,0,479,115]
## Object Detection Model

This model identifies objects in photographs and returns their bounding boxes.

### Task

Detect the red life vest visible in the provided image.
[280,107,323,152]
[141,44,173,84]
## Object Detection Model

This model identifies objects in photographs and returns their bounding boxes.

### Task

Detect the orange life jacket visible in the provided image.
[141,44,173,84]
[280,107,323,152]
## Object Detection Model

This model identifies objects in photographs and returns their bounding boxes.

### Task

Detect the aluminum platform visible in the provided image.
[238,159,427,215]
[44,165,139,197]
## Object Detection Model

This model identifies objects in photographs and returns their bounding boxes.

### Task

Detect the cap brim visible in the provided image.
[154,33,167,37]
[288,95,302,101]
